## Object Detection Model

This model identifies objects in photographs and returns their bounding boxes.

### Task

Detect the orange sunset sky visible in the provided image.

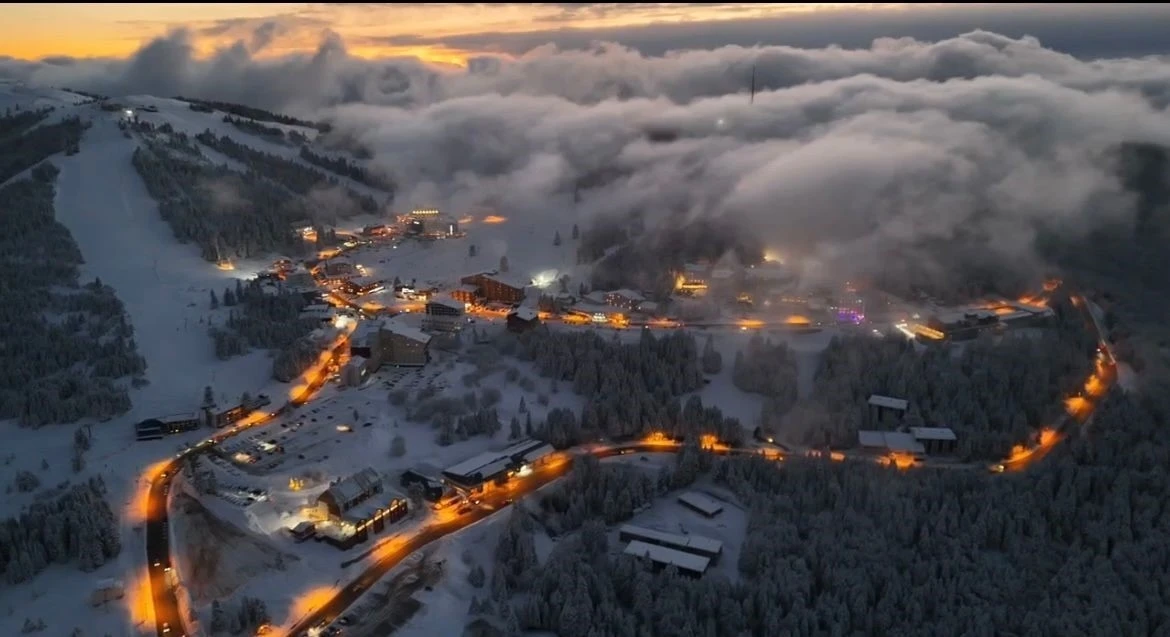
[0,3,935,66]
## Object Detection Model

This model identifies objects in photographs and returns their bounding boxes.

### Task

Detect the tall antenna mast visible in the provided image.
[750,64,756,105]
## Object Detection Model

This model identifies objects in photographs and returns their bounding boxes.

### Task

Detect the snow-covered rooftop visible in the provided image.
[858,430,887,447]
[383,317,431,344]
[867,394,908,411]
[624,540,710,575]
[608,289,645,301]
[427,294,465,311]
[619,524,723,556]
[909,427,957,442]
[883,432,926,455]
[510,306,538,322]
[677,491,724,516]
[444,449,509,479]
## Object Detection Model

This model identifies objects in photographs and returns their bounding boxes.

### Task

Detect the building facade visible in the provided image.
[459,272,528,305]
[423,296,466,332]
[506,306,540,333]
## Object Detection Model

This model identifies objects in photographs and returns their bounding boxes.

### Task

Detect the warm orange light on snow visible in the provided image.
[289,586,336,625]
[482,215,508,224]
[125,567,155,628]
[784,315,811,326]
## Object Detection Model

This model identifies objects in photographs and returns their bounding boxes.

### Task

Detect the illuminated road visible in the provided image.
[283,289,1118,637]
[285,444,690,636]
[141,333,351,637]
[147,282,1111,637]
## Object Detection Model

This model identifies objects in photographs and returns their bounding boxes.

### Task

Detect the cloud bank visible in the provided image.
[6,27,1170,291]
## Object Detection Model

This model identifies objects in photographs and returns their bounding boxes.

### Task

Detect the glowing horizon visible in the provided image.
[0,3,938,66]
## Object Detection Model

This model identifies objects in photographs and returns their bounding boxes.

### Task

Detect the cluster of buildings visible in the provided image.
[619,524,724,578]
[400,208,462,240]
[898,299,1056,343]
[344,318,433,385]
[855,394,959,463]
[134,394,272,441]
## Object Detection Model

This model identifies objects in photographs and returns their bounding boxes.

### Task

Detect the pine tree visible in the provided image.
[509,416,521,440]
[571,223,579,240]
[469,244,477,257]
[518,396,527,414]
[553,231,562,246]
[525,413,533,436]
[499,255,510,273]
[390,434,406,457]
[203,385,215,408]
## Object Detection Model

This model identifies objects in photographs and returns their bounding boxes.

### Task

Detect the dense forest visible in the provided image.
[505,329,747,447]
[0,161,146,426]
[222,115,308,146]
[204,279,321,380]
[298,146,395,192]
[174,97,328,131]
[474,383,1170,637]
[732,334,800,429]
[194,130,378,214]
[0,111,86,183]
[129,123,314,261]
[0,477,122,586]
[1045,142,1170,377]
[784,291,1096,459]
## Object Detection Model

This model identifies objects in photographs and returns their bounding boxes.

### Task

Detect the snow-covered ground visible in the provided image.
[0,80,89,110]
[158,343,585,629]
[0,81,818,637]
[54,114,283,418]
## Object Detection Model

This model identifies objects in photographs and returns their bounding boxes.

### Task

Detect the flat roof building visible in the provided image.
[441,438,555,492]
[618,524,723,559]
[382,318,432,366]
[424,295,465,333]
[909,426,958,455]
[857,430,926,458]
[623,540,710,577]
[868,394,908,425]
[867,395,908,411]
[677,492,724,518]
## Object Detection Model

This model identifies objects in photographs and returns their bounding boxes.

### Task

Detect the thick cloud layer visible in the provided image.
[6,28,1170,289]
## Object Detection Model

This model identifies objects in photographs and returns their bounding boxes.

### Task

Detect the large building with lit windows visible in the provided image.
[441,439,555,494]
[313,468,409,549]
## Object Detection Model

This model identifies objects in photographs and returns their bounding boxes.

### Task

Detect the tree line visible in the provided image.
[193,130,378,214]
[298,145,395,193]
[504,328,744,446]
[222,115,308,146]
[0,477,122,586]
[476,383,1169,637]
[0,162,146,426]
[786,292,1095,458]
[0,111,86,183]
[205,279,322,381]
[130,125,312,261]
[175,96,328,132]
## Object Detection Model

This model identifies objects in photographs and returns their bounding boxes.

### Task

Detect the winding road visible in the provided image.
[141,289,1115,637]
